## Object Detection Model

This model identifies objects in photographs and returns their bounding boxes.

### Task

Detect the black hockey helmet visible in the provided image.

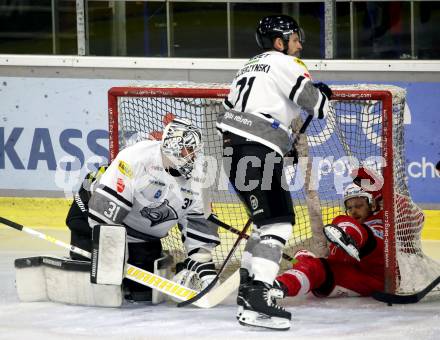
[255,15,304,50]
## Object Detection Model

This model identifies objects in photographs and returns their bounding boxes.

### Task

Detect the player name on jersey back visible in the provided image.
[236,62,271,78]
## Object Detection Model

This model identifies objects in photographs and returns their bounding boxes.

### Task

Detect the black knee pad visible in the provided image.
[69,230,92,261]
[127,240,162,272]
[124,240,163,301]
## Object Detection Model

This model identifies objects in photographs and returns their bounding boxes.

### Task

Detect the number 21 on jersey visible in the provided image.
[235,76,255,112]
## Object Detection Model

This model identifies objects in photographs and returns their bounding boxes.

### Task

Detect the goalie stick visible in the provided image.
[0,216,214,308]
[372,276,440,305]
[177,217,253,307]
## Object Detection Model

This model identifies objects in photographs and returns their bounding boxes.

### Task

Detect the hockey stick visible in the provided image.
[178,115,316,307]
[176,115,316,307]
[0,216,212,308]
[209,214,295,263]
[0,216,92,258]
[177,217,253,307]
[372,276,440,305]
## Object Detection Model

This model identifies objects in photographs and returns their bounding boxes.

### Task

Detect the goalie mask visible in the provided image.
[256,15,304,52]
[343,183,373,208]
[161,118,203,179]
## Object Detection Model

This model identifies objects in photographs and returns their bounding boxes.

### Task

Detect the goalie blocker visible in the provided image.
[15,225,173,306]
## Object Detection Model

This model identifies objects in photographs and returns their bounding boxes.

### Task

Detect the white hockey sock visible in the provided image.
[252,257,280,285]
[251,222,291,285]
[241,226,260,276]
[241,251,253,275]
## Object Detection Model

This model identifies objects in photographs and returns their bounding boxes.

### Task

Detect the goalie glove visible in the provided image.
[172,253,217,293]
[323,224,360,261]
[183,258,217,289]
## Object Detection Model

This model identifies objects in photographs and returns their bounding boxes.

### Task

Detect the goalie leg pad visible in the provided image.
[91,224,127,285]
[15,257,48,302]
[15,256,122,307]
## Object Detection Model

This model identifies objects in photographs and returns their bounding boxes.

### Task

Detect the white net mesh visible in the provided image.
[109,83,440,295]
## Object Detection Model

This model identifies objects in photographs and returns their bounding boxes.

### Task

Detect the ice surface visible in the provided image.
[1,246,440,339]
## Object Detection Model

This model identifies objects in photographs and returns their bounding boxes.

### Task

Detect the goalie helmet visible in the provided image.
[256,15,304,51]
[343,183,373,207]
[161,118,203,179]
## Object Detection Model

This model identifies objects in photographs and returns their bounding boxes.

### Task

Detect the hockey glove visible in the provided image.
[323,224,360,261]
[314,82,333,100]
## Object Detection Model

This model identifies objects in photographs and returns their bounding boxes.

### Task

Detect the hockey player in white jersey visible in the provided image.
[66,118,220,301]
[217,15,333,330]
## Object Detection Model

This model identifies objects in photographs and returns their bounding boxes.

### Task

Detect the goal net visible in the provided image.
[108,83,440,297]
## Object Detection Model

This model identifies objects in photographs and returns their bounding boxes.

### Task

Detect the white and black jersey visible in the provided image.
[217,51,331,156]
[87,140,220,254]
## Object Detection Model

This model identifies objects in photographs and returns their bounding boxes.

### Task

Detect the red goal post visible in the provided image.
[330,89,396,294]
[108,84,438,298]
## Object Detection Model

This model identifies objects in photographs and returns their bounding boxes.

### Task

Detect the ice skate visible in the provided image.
[236,268,252,320]
[324,224,360,261]
[238,280,291,331]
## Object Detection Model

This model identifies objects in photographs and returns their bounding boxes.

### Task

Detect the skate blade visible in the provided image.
[236,305,243,320]
[325,227,360,261]
[238,310,290,331]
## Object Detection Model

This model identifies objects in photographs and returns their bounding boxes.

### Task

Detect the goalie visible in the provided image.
[276,176,385,299]
[66,118,220,302]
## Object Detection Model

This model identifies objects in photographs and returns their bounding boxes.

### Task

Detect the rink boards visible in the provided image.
[0,197,439,240]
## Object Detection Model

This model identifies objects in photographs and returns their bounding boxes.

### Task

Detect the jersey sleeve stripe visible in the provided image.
[186,217,220,239]
[365,219,382,226]
[187,231,221,245]
[289,76,305,102]
[316,92,327,119]
[88,210,113,225]
[187,212,205,217]
[187,226,220,241]
[99,186,133,208]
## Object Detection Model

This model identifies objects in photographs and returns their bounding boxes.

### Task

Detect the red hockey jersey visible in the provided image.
[328,211,384,281]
